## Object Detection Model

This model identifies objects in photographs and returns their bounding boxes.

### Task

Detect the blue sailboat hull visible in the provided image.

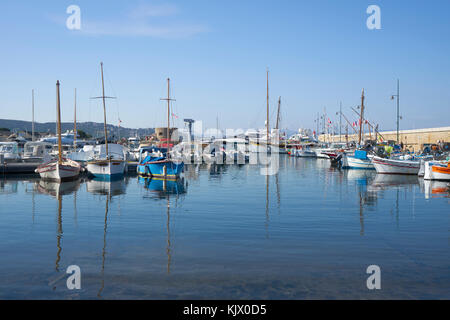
[137,157,184,179]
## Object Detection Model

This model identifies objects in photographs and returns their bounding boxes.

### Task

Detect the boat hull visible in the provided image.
[372,156,420,175]
[296,150,316,157]
[137,159,184,179]
[36,159,81,181]
[343,155,375,170]
[430,164,450,181]
[86,160,126,180]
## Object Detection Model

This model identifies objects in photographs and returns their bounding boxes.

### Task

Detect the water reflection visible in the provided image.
[35,180,80,274]
[86,178,127,196]
[420,179,450,199]
[140,177,187,274]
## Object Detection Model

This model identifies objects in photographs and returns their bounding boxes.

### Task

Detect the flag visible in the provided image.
[118,118,122,127]
[171,113,178,119]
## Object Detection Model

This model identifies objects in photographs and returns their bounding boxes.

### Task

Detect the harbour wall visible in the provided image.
[318,126,450,151]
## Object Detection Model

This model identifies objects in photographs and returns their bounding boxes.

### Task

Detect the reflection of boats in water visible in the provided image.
[86,178,127,196]
[346,169,376,183]
[420,179,450,199]
[139,176,186,195]
[368,174,419,191]
[36,179,81,197]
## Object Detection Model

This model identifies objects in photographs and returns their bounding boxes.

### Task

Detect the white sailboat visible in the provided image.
[86,62,126,180]
[36,81,81,181]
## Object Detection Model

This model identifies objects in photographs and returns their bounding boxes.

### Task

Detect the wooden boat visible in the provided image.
[86,63,126,180]
[137,78,184,179]
[342,150,374,170]
[36,81,81,181]
[372,155,420,175]
[430,162,450,181]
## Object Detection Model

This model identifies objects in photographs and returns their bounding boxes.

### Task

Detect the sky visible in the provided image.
[0,0,449,133]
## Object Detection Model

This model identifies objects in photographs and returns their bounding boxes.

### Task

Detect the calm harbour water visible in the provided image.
[0,155,448,299]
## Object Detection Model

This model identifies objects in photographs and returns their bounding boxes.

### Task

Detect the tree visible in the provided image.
[77,129,92,139]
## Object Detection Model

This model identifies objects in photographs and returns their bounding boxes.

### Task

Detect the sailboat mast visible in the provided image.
[266,69,269,144]
[276,96,281,130]
[74,88,77,150]
[167,78,170,157]
[359,89,365,145]
[32,89,35,142]
[100,62,109,157]
[56,81,62,164]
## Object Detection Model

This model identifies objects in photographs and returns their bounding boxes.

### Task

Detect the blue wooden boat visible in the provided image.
[137,155,184,179]
[137,78,184,179]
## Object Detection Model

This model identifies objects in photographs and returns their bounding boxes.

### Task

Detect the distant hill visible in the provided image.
[0,119,154,139]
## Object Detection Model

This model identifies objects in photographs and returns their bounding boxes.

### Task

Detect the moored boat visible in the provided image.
[137,78,184,179]
[86,62,126,180]
[372,155,420,175]
[429,162,450,181]
[36,81,81,181]
[342,150,374,170]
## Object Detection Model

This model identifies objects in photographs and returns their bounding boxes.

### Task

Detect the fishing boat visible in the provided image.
[424,160,450,181]
[342,150,375,170]
[86,62,126,180]
[296,145,317,157]
[372,155,420,175]
[137,78,184,179]
[36,81,81,181]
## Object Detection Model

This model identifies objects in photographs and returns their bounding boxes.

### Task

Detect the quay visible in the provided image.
[0,162,41,174]
[1,161,138,175]
[319,126,450,151]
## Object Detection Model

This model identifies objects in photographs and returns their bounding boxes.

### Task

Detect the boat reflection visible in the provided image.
[368,174,419,192]
[86,178,127,196]
[36,179,81,197]
[139,176,187,196]
[34,180,81,277]
[139,176,186,274]
[420,179,450,199]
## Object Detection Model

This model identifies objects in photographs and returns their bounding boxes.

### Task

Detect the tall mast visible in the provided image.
[276,96,281,130]
[160,78,176,157]
[266,69,269,144]
[396,79,400,144]
[100,62,108,158]
[339,101,342,142]
[56,81,62,164]
[31,89,35,141]
[359,89,365,145]
[167,78,170,155]
[32,90,35,141]
[73,88,77,150]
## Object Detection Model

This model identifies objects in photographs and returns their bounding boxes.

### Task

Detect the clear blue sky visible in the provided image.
[1,0,449,132]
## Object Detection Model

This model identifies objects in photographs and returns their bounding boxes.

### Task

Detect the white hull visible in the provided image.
[36,159,81,181]
[86,159,126,178]
[372,156,420,175]
[315,150,330,159]
[343,155,374,169]
[430,170,450,181]
[296,150,316,157]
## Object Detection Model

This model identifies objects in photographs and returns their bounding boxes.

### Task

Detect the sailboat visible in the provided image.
[137,78,184,179]
[248,69,279,153]
[36,81,81,181]
[342,89,374,170]
[86,62,126,180]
